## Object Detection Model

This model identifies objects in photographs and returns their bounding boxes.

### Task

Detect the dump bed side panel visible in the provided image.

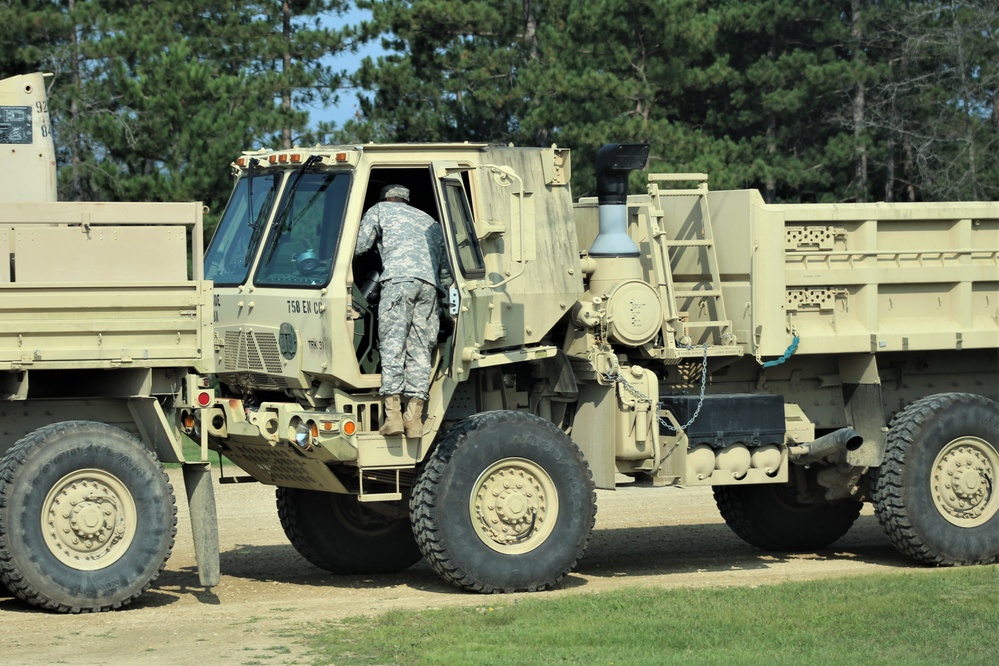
[708,193,999,358]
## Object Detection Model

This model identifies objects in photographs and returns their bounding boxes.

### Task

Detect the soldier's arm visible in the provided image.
[355,207,379,256]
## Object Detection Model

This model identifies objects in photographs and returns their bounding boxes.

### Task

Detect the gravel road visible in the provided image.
[0,469,923,665]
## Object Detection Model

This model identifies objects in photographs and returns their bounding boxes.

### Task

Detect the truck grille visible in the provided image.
[227,372,289,391]
[223,330,284,374]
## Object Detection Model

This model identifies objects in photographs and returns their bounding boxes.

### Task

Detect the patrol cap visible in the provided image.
[380,184,410,202]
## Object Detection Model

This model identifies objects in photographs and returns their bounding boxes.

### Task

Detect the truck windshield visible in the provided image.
[205,171,281,286]
[254,171,351,288]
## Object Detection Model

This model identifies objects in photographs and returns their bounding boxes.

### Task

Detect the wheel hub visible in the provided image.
[42,470,136,571]
[932,437,998,527]
[470,458,558,555]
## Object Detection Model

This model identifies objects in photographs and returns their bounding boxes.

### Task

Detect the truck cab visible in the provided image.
[201,144,582,493]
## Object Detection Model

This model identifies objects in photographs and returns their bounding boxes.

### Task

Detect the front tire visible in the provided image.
[714,481,862,551]
[0,421,176,613]
[411,411,596,593]
[871,393,999,565]
[276,488,422,574]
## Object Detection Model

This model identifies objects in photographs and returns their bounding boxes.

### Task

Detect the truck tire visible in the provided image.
[410,411,596,593]
[871,393,999,565]
[0,421,176,613]
[714,482,862,552]
[276,488,421,574]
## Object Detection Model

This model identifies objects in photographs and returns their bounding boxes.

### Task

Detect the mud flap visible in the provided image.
[182,462,221,587]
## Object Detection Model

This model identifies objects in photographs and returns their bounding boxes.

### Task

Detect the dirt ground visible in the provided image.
[0,469,929,665]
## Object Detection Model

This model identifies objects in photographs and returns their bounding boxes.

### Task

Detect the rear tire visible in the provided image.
[871,393,999,565]
[410,411,596,593]
[714,481,862,551]
[276,488,421,574]
[0,421,176,613]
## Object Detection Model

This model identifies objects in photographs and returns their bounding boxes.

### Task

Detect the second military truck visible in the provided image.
[0,73,215,613]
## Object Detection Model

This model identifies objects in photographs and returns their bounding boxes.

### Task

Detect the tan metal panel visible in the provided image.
[0,283,211,371]
[708,191,999,357]
[0,201,203,225]
[13,225,187,282]
[0,73,56,202]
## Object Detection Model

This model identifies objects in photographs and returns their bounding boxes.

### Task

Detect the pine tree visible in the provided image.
[1,1,359,239]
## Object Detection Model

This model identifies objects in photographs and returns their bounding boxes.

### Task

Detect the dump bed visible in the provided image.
[652,185,999,358]
[0,202,213,373]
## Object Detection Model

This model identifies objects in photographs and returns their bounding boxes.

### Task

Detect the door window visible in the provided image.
[442,180,485,278]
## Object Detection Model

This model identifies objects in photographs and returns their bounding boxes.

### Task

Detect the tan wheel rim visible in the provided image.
[931,436,999,528]
[469,457,558,555]
[41,469,137,571]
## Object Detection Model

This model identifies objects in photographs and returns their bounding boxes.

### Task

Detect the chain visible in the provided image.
[603,344,709,433]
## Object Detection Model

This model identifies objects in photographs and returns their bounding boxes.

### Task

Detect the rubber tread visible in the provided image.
[410,411,596,593]
[0,421,176,613]
[870,392,999,566]
[714,482,862,552]
[276,487,421,575]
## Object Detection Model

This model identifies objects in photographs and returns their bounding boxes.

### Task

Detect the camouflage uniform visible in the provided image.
[355,186,451,400]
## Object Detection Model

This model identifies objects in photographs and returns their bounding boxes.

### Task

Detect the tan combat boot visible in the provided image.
[403,398,425,438]
[379,394,404,435]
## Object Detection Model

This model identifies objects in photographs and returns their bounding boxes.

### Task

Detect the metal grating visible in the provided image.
[230,372,288,391]
[255,332,283,373]
[224,331,240,370]
[230,447,322,487]
[245,333,262,370]
[220,331,289,390]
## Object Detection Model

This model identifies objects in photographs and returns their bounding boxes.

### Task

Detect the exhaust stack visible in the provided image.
[588,143,650,257]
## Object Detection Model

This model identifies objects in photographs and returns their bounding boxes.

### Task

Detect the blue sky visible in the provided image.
[310,6,387,129]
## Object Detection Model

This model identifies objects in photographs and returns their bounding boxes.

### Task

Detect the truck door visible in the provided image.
[430,165,487,379]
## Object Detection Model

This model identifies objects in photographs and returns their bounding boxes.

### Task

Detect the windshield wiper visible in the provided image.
[261,155,323,266]
[245,158,259,228]
[271,155,322,231]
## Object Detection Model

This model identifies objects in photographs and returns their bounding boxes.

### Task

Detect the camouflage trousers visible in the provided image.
[378,279,440,400]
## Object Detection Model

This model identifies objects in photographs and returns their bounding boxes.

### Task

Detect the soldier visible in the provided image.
[355,184,452,437]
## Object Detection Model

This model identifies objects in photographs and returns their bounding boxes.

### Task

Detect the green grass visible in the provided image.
[161,434,231,469]
[181,434,207,462]
[307,566,999,665]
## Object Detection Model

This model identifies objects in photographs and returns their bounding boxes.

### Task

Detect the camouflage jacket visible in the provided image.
[355,201,453,294]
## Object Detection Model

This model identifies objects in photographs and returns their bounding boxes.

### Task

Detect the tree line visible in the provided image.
[2,0,996,235]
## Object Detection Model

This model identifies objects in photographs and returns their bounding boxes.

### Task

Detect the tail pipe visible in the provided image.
[788,428,863,465]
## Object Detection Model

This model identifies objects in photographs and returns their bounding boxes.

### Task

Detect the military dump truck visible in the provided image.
[195,137,999,594]
[0,73,216,612]
[2,71,997,613]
